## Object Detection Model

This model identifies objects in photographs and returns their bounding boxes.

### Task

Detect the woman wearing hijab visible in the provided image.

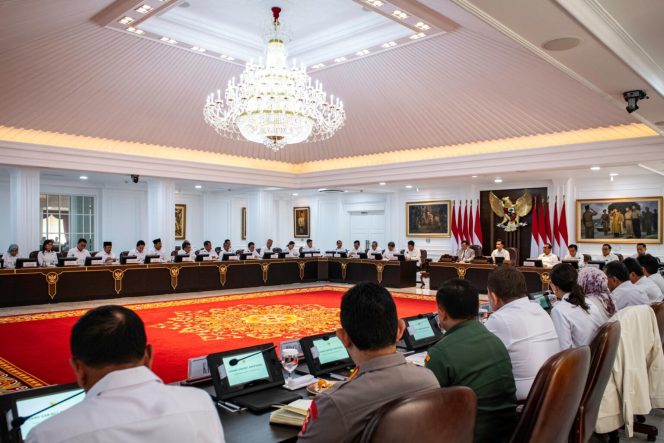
[577,266,616,322]
[2,244,21,269]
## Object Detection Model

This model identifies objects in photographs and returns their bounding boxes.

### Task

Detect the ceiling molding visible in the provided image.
[555,0,664,97]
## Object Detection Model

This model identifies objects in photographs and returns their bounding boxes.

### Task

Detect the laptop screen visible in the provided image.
[401,314,443,350]
[528,292,552,311]
[222,351,271,387]
[312,336,350,365]
[409,318,435,341]
[16,388,84,439]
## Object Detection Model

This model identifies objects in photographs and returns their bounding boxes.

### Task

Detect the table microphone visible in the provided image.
[11,390,85,429]
[228,345,276,366]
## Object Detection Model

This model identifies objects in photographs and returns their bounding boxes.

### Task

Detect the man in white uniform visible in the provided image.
[485,266,560,400]
[67,238,91,265]
[246,242,261,259]
[302,239,316,253]
[404,240,421,266]
[220,239,233,258]
[600,244,619,263]
[368,241,381,258]
[633,243,647,258]
[128,240,147,263]
[605,261,650,310]
[563,244,585,268]
[456,240,475,263]
[263,239,274,254]
[285,241,299,258]
[490,240,510,264]
[26,305,225,443]
[623,257,663,303]
[149,239,168,262]
[348,240,363,258]
[538,243,559,268]
[199,241,219,260]
[178,241,194,257]
[334,240,347,254]
[638,254,664,296]
[96,242,116,264]
[384,242,398,260]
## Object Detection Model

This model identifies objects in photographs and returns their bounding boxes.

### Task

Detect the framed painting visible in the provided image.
[241,207,247,240]
[175,204,186,240]
[576,197,663,244]
[406,201,451,237]
[293,207,310,238]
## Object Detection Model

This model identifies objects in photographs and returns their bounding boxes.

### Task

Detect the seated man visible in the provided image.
[383,241,398,260]
[334,240,346,254]
[633,242,647,258]
[177,241,194,257]
[605,261,650,310]
[456,240,475,263]
[490,239,510,264]
[538,242,559,268]
[285,241,299,257]
[623,257,662,303]
[67,238,91,265]
[298,283,439,442]
[199,240,219,260]
[563,243,585,268]
[301,239,316,253]
[26,305,224,442]
[221,239,233,256]
[149,238,168,262]
[128,240,147,263]
[263,239,274,254]
[246,242,261,259]
[426,279,516,443]
[368,241,381,258]
[96,241,116,264]
[404,240,421,266]
[638,254,664,296]
[485,266,560,400]
[348,240,363,258]
[600,244,619,263]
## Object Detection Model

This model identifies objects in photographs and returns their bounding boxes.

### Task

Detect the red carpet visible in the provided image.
[0,286,435,388]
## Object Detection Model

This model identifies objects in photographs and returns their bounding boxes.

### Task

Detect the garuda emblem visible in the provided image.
[490,191,533,232]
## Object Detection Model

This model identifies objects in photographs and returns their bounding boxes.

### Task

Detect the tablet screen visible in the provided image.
[222,352,270,387]
[408,317,435,341]
[17,388,85,438]
[312,336,349,365]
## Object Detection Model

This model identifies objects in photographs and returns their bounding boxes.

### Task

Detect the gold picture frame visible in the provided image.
[293,207,310,238]
[175,204,186,240]
[576,196,663,244]
[241,207,247,240]
[406,200,451,238]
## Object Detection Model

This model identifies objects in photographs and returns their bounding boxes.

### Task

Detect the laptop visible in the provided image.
[84,256,103,266]
[15,259,38,269]
[57,257,78,267]
[528,291,553,311]
[143,254,161,264]
[371,252,383,260]
[357,252,368,259]
[494,256,505,265]
[400,313,444,351]
[206,344,300,412]
[221,253,236,261]
[195,253,210,262]
[0,383,85,442]
[394,254,405,261]
[587,261,606,270]
[300,332,355,379]
[522,258,543,268]
[277,252,288,259]
[119,255,138,265]
[562,259,579,269]
[338,252,348,258]
[262,252,274,260]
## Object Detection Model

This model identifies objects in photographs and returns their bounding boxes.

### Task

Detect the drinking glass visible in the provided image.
[281,349,299,385]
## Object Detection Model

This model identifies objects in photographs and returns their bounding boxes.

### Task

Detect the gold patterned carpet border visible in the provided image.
[0,357,48,394]
[0,285,434,324]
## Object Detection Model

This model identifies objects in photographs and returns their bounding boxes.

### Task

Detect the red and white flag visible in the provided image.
[450,202,458,253]
[468,201,474,245]
[553,197,560,256]
[463,201,470,244]
[530,198,540,258]
[544,197,553,249]
[559,198,569,255]
[537,196,546,252]
[473,200,483,246]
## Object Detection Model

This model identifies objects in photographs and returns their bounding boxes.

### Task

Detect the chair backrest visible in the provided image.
[359,387,477,443]
[511,346,591,443]
[170,250,177,257]
[215,246,222,254]
[506,247,519,266]
[582,254,592,264]
[29,250,39,260]
[616,253,624,262]
[569,321,621,443]
[652,303,664,349]
[273,247,282,253]
[120,250,129,257]
[469,244,483,258]
[420,249,428,261]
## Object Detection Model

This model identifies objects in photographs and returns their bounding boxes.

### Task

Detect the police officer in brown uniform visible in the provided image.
[298,282,440,442]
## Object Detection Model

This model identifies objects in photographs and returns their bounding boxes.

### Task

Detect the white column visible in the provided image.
[9,167,40,253]
[147,179,175,255]
[247,191,276,246]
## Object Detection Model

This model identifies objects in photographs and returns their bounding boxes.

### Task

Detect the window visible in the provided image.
[40,194,95,251]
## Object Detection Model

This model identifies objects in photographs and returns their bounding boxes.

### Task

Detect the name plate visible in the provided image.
[523,261,536,267]
[187,356,210,380]
[22,262,37,268]
[229,256,240,261]
[202,256,212,261]
[182,256,193,262]
[65,260,78,267]
[125,258,139,264]
[325,252,335,257]
[90,261,104,266]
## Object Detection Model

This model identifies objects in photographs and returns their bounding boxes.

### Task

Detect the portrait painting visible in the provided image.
[576,197,662,244]
[406,201,450,237]
[175,204,186,240]
[293,207,310,238]
[241,207,247,240]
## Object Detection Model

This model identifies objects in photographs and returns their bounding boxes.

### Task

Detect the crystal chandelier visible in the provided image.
[204,7,345,152]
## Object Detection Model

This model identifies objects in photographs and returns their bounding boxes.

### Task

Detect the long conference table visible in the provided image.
[0,258,418,307]
[428,262,552,294]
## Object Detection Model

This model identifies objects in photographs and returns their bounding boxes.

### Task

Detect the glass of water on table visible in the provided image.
[281,348,299,386]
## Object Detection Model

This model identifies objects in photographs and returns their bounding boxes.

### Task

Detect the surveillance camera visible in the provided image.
[623,90,648,113]
[131,174,139,184]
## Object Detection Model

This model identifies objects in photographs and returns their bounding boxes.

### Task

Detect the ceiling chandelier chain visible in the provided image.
[203,6,345,152]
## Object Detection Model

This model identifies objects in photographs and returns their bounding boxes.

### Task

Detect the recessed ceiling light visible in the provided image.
[355,49,370,56]
[392,10,408,19]
[379,182,386,186]
[135,4,153,14]
[590,166,601,171]
[127,27,145,35]
[409,32,426,40]
[334,57,347,63]
[471,175,478,178]
[117,16,134,25]
[609,173,619,176]
[79,175,88,180]
[160,36,177,44]
[311,63,325,69]
[542,37,581,51]
[405,185,413,189]
[415,22,431,31]
[381,41,397,48]
[292,193,299,196]
[494,178,503,183]
[191,46,206,53]
[195,185,202,189]
[365,0,383,6]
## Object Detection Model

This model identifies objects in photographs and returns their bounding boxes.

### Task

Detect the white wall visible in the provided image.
[0,180,10,251]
